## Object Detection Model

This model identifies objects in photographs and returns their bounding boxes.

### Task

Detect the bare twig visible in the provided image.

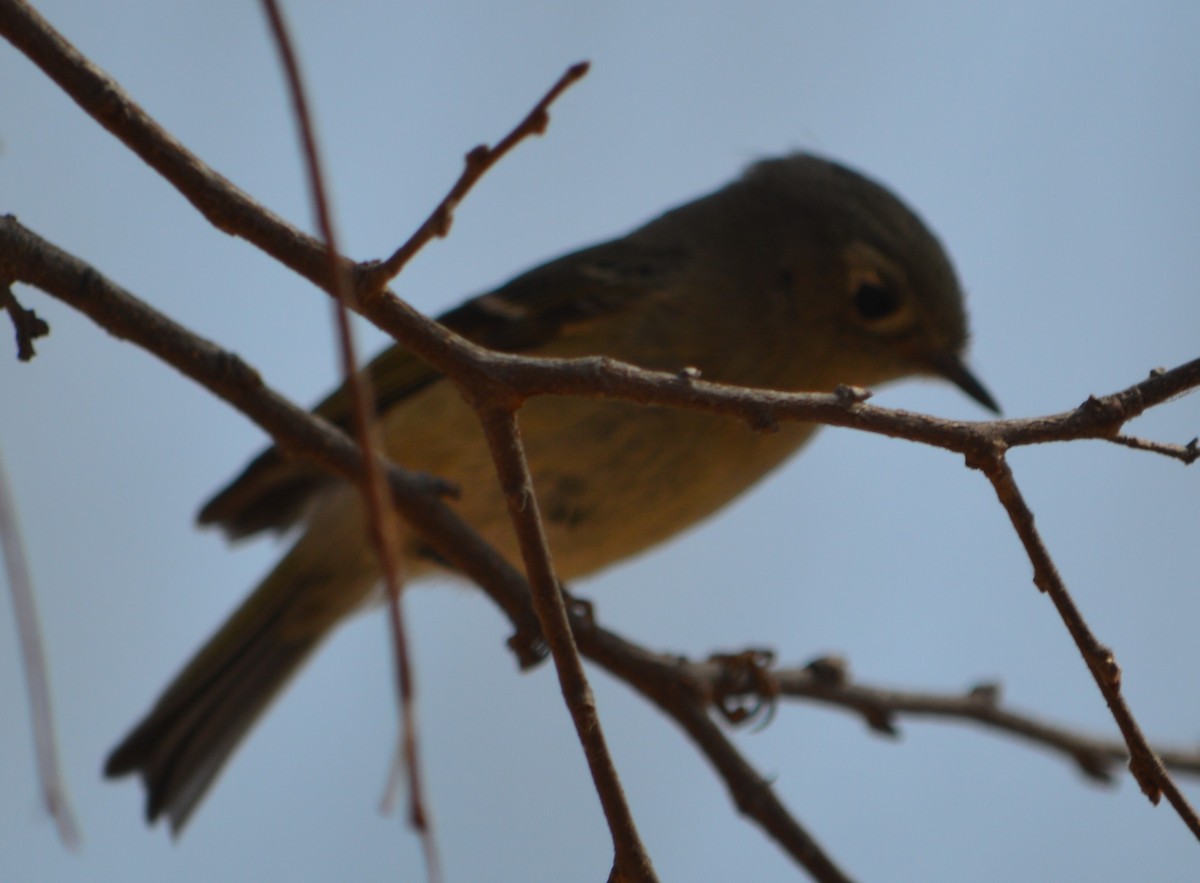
[689,653,1200,782]
[2,283,50,361]
[360,61,590,291]
[1106,433,1199,464]
[257,1,438,876]
[0,217,545,664]
[0,0,587,398]
[4,215,1198,878]
[0,447,80,848]
[3,1,1197,872]
[574,626,856,883]
[476,406,656,882]
[0,217,852,881]
[978,455,1200,836]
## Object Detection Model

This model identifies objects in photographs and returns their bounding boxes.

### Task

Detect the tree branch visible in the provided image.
[0,215,545,665]
[0,214,859,880]
[0,0,587,400]
[257,0,439,874]
[4,212,1198,877]
[477,405,656,881]
[4,1,1197,873]
[0,446,80,848]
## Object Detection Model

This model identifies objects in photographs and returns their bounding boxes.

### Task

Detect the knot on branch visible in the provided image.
[709,649,779,727]
[1076,393,1128,436]
[1128,754,1165,805]
[963,437,1007,474]
[1086,645,1122,692]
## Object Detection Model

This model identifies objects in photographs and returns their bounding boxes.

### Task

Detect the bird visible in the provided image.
[105,152,998,832]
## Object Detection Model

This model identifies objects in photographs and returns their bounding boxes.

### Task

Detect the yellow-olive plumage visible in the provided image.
[105,153,997,832]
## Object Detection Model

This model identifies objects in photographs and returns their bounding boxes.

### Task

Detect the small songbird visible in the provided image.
[105,152,998,832]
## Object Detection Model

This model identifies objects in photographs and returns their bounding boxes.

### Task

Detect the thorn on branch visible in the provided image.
[2,286,51,361]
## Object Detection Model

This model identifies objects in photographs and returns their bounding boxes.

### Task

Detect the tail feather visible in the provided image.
[105,546,375,833]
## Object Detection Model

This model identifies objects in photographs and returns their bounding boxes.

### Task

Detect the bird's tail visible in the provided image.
[104,537,378,834]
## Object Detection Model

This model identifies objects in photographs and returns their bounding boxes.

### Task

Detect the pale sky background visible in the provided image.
[3,3,1199,881]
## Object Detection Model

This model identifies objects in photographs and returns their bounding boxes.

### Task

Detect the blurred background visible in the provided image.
[2,2,1198,880]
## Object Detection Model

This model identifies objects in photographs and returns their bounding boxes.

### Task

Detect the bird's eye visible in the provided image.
[853,282,902,321]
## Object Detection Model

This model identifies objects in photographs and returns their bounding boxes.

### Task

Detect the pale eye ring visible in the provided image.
[853,281,902,321]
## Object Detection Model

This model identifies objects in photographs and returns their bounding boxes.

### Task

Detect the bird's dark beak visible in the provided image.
[930,351,1000,414]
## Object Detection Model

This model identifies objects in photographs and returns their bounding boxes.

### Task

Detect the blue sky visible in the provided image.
[3,3,1199,881]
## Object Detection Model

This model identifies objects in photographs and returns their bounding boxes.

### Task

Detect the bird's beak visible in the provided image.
[929,351,1000,414]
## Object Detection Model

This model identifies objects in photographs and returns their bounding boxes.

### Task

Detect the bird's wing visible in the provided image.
[197,240,688,539]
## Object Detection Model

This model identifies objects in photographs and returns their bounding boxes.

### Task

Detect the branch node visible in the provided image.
[709,649,779,727]
[464,143,492,170]
[507,629,549,670]
[967,681,1002,706]
[2,285,52,361]
[1087,646,1122,692]
[864,708,900,737]
[1076,393,1126,435]
[1074,750,1118,784]
[1129,754,1164,804]
[803,654,849,687]
[963,439,1006,474]
[833,383,872,405]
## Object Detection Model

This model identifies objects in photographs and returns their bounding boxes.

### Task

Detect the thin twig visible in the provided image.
[2,283,50,361]
[574,624,856,883]
[980,455,1200,836]
[0,0,587,397]
[0,447,80,848]
[360,61,590,291]
[1106,433,1199,464]
[476,405,657,882]
[3,3,1198,869]
[257,1,439,876]
[4,217,1200,876]
[0,217,545,662]
[692,654,1200,782]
